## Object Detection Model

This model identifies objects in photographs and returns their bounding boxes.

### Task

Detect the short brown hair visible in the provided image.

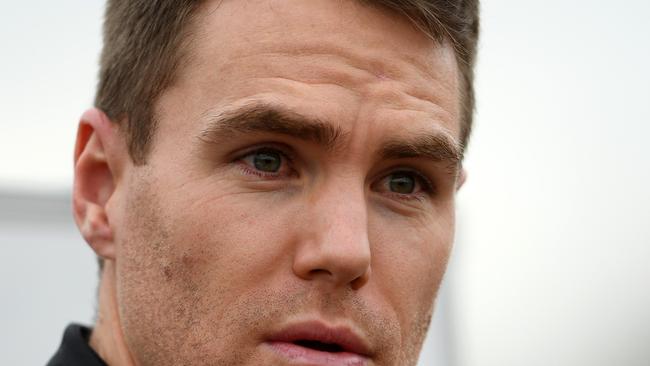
[95,0,479,164]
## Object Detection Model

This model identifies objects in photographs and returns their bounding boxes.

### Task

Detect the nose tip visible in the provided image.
[296,237,372,289]
[292,194,372,290]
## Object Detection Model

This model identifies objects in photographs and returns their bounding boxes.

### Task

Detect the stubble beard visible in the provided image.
[113,172,434,366]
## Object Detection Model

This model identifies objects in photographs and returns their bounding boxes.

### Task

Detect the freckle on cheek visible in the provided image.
[162,265,173,281]
[182,254,194,267]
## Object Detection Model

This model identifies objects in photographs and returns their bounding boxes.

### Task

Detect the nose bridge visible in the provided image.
[293,173,371,289]
[318,176,366,239]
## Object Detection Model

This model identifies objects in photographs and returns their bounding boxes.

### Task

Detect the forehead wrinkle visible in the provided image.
[366,82,458,124]
[214,48,377,94]
[206,30,449,92]
[186,14,458,123]
[213,48,456,125]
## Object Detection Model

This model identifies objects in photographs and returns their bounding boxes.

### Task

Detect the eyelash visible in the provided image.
[235,146,435,199]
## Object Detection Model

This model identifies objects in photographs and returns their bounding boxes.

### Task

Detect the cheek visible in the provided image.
[114,181,305,363]
[369,212,454,349]
[160,189,302,297]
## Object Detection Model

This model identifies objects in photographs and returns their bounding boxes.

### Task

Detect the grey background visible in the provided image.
[1,0,649,365]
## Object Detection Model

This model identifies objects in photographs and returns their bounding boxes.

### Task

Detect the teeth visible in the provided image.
[294,340,344,353]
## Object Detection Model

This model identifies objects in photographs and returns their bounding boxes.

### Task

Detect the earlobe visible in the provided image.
[73,108,125,261]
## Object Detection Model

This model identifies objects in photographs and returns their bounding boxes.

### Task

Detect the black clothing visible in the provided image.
[47,324,107,366]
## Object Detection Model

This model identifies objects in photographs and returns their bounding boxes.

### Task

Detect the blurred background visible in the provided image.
[1,0,649,365]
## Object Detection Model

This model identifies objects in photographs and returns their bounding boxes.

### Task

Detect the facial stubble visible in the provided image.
[114,171,435,366]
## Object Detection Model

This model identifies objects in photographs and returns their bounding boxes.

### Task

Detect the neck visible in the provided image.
[89,261,137,366]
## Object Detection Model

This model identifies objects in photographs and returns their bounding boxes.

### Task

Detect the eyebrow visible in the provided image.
[380,133,464,174]
[199,102,463,172]
[199,102,344,151]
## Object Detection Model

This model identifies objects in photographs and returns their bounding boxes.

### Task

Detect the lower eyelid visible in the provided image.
[237,163,279,178]
[384,191,427,202]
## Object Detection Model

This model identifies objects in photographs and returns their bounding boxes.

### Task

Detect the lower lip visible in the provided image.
[266,341,369,366]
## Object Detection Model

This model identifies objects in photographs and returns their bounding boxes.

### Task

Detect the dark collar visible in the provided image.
[47,324,107,366]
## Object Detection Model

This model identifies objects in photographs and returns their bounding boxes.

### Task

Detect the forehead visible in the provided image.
[164,0,460,140]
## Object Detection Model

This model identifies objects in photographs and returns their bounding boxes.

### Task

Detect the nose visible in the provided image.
[292,183,371,290]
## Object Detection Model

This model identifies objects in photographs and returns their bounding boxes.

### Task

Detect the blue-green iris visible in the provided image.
[253,151,282,172]
[389,173,416,194]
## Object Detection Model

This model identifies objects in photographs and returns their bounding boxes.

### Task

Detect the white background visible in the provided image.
[1,0,649,365]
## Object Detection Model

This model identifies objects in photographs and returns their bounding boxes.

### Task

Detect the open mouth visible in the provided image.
[293,339,346,353]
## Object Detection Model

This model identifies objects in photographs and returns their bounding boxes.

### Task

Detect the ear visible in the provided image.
[72,108,127,261]
[456,168,467,191]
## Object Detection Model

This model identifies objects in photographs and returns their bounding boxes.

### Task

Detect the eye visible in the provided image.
[375,170,433,198]
[250,150,282,172]
[388,172,417,194]
[238,147,294,177]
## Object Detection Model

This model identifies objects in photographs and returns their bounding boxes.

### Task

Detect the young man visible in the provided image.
[48,0,479,364]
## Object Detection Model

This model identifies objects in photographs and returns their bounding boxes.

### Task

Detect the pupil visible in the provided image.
[389,173,415,194]
[253,151,281,172]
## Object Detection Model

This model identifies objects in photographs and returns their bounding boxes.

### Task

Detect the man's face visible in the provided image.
[109,0,461,365]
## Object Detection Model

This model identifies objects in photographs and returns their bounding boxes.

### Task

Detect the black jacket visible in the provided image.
[47,324,106,366]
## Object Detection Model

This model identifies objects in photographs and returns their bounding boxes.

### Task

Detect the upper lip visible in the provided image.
[267,320,373,357]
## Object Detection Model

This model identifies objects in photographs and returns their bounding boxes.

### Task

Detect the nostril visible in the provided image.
[308,268,333,277]
[350,266,370,290]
